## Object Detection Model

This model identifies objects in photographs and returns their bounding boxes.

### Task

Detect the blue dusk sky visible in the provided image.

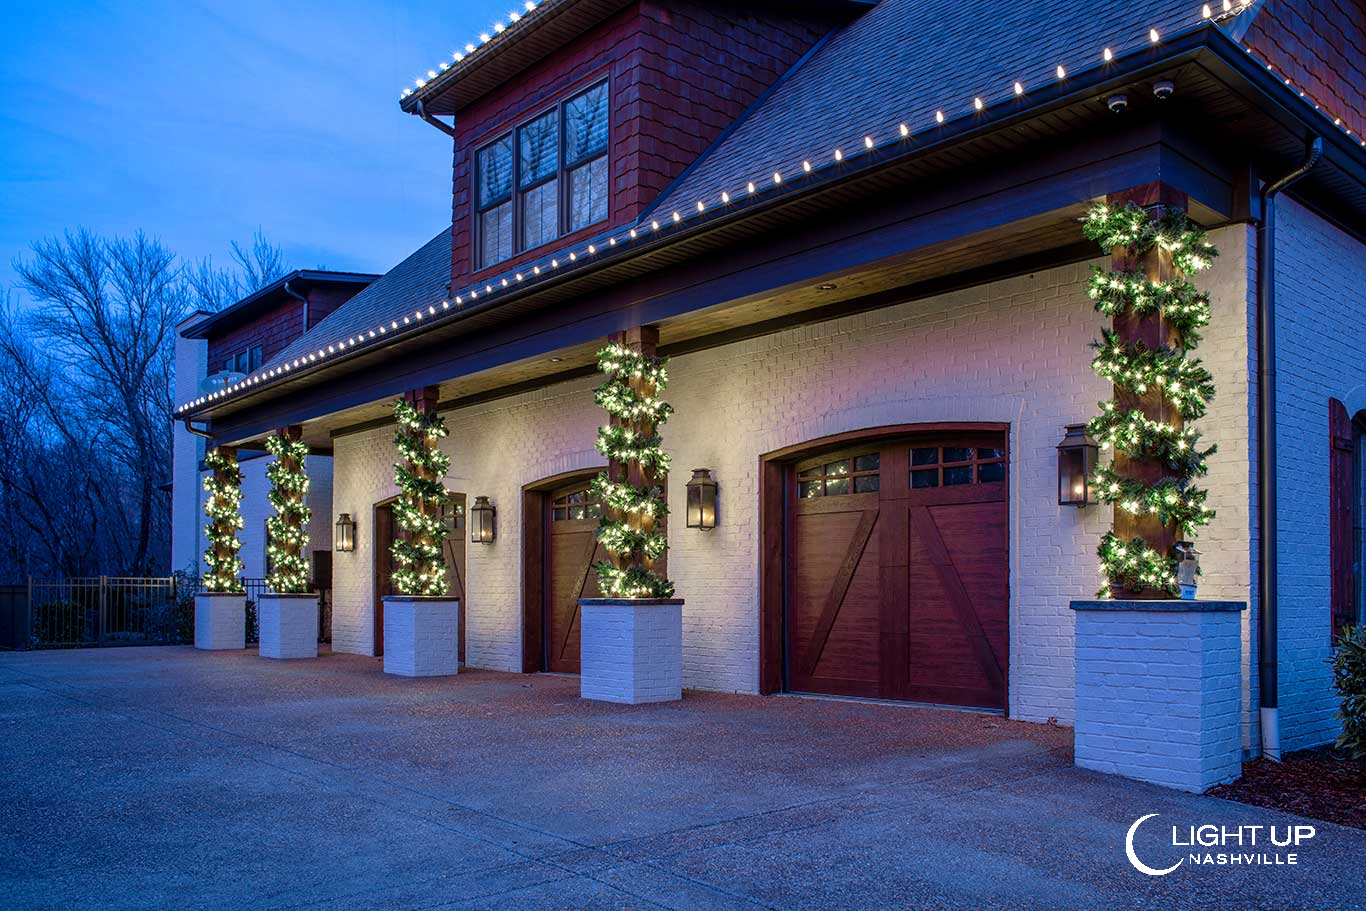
[0,0,515,303]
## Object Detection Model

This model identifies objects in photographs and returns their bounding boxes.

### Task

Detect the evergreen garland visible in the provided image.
[202,448,244,593]
[592,343,674,598]
[265,432,312,593]
[391,399,451,596]
[1083,202,1218,596]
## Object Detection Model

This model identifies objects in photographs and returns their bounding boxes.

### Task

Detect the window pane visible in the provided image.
[521,179,559,249]
[798,467,822,479]
[978,462,1006,483]
[249,346,263,370]
[943,447,974,463]
[911,447,939,466]
[911,469,939,488]
[824,459,851,477]
[234,351,249,373]
[564,83,608,165]
[570,506,586,520]
[825,477,851,496]
[519,111,558,188]
[568,156,608,231]
[944,465,973,486]
[854,475,880,493]
[477,135,513,208]
[552,507,567,521]
[853,453,880,472]
[799,480,823,499]
[479,201,513,267]
[977,448,1005,460]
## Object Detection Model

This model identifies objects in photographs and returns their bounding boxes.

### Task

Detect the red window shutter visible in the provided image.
[1329,398,1355,637]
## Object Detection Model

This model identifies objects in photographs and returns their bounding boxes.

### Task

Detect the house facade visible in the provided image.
[173,0,1366,761]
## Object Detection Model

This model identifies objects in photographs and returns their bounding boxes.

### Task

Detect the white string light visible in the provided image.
[177,7,1364,415]
[401,1,541,100]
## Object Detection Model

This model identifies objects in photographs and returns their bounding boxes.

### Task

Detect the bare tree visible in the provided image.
[186,228,287,311]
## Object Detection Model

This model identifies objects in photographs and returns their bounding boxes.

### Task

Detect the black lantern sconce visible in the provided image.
[470,495,496,544]
[685,468,719,530]
[1057,424,1100,507]
[334,513,356,553]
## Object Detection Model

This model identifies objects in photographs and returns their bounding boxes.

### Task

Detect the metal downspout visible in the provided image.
[1256,135,1323,760]
[283,280,309,332]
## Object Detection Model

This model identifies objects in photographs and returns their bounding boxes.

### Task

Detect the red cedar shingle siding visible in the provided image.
[1244,0,1366,141]
[449,0,836,288]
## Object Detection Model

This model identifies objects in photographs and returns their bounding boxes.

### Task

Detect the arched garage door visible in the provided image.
[782,427,1008,710]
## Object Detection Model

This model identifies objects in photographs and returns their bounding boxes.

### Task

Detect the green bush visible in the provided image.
[1330,624,1366,760]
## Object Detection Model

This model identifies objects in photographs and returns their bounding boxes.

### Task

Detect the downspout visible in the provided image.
[180,417,213,439]
[1257,135,1323,761]
[283,280,309,332]
[415,99,457,139]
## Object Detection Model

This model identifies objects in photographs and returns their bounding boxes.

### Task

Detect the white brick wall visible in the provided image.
[1273,197,1366,751]
[194,593,245,650]
[258,593,319,659]
[171,316,210,575]
[327,242,1252,723]
[1074,605,1245,792]
[382,598,460,677]
[580,601,684,704]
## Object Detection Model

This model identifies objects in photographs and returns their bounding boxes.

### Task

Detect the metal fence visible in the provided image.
[1,576,331,650]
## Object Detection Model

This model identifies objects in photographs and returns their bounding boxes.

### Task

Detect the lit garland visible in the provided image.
[1084,202,1218,596]
[265,433,312,593]
[391,399,451,596]
[592,343,674,599]
[202,448,245,593]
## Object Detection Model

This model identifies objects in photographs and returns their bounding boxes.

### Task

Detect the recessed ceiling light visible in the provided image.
[818,283,838,291]
[549,357,563,362]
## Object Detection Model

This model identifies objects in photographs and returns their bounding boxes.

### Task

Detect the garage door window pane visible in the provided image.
[911,448,939,466]
[854,453,879,472]
[977,448,1005,460]
[854,475,880,493]
[799,467,822,479]
[943,447,974,464]
[978,462,1006,483]
[944,466,973,486]
[912,469,939,489]
[799,480,823,499]
[824,459,851,477]
[825,477,851,495]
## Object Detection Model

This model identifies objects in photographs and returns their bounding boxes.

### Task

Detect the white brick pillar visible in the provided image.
[1071,599,1247,792]
[194,593,245,650]
[580,598,684,704]
[258,593,319,659]
[383,597,460,677]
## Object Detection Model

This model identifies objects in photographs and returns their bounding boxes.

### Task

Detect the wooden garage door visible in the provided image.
[545,481,606,674]
[787,431,1008,709]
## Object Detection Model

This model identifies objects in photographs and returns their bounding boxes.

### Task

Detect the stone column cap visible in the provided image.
[579,598,685,607]
[1070,599,1246,612]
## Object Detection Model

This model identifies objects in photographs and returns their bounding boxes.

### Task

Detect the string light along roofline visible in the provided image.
[175,4,1363,417]
[401,1,542,104]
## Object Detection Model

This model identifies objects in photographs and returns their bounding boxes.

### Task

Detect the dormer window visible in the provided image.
[475,80,609,270]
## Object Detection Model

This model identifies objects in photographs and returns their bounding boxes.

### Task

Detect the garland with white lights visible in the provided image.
[202,448,245,593]
[391,399,451,596]
[592,343,674,599]
[265,432,312,593]
[1083,201,1217,596]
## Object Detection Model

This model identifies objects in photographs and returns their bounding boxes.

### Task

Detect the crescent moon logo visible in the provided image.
[1126,814,1184,876]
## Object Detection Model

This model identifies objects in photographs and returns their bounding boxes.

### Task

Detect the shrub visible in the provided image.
[1330,624,1366,760]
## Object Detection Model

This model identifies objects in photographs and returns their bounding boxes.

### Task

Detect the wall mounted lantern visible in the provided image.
[1057,424,1099,507]
[1175,542,1200,599]
[334,513,356,552]
[685,468,718,530]
[470,495,496,544]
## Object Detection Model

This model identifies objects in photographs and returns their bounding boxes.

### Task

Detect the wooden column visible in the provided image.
[607,326,661,579]
[273,425,305,582]
[1107,183,1187,596]
[402,386,441,583]
[208,444,238,584]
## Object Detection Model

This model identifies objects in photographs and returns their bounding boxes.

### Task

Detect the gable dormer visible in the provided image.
[401,0,868,289]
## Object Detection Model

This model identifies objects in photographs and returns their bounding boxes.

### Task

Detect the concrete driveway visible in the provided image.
[2,647,1362,910]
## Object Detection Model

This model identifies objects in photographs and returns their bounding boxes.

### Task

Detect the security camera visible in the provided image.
[1153,80,1175,100]
[1106,94,1129,113]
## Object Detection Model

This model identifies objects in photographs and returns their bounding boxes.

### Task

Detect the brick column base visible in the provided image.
[580,598,684,704]
[383,597,460,677]
[258,593,319,660]
[1070,599,1247,792]
[194,593,246,650]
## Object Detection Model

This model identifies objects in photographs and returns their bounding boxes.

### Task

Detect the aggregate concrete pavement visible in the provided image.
[1,647,1362,910]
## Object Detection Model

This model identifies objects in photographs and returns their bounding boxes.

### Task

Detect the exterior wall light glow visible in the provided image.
[334,513,356,552]
[685,468,718,530]
[470,495,496,544]
[1057,424,1099,507]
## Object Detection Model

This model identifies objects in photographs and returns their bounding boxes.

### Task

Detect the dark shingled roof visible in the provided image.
[264,228,452,372]
[650,0,1219,215]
